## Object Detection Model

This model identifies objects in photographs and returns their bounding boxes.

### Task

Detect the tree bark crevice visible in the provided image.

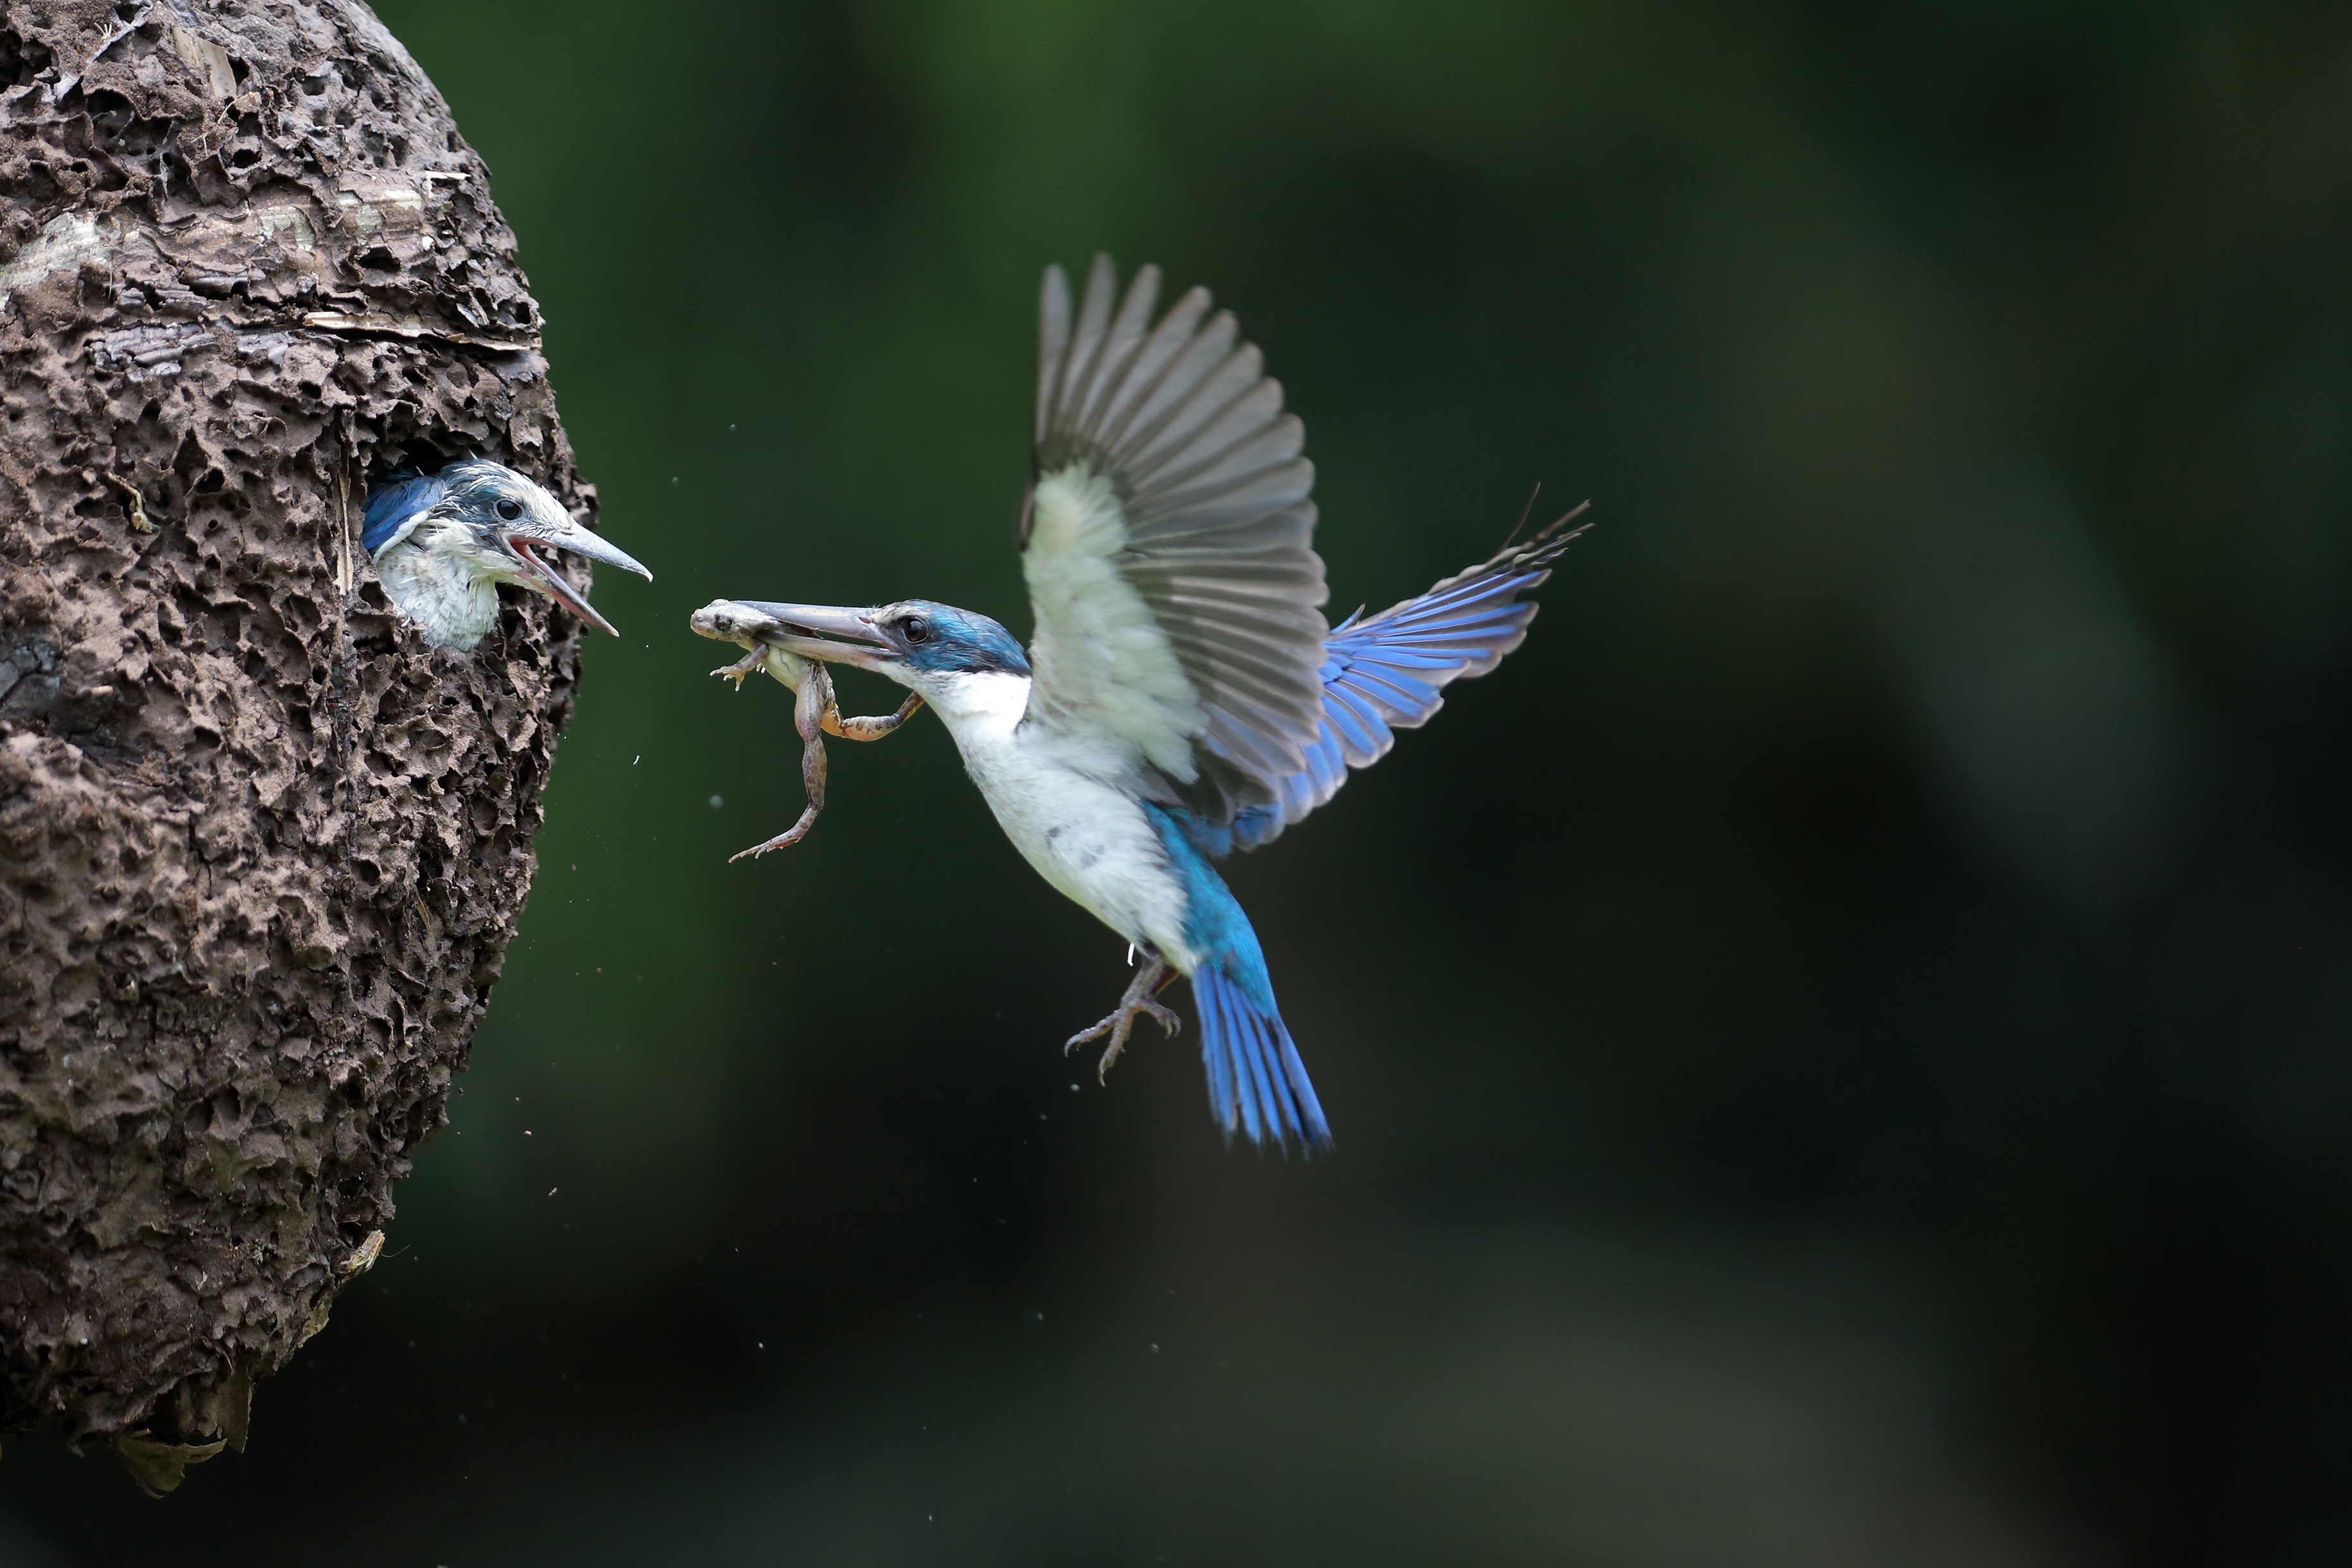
[0,0,590,1474]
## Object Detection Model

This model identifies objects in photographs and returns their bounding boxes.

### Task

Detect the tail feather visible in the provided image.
[1200,982,1240,1139]
[1193,961,1333,1153]
[1231,991,1276,1147]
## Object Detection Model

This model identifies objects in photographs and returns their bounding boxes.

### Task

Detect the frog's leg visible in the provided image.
[710,645,769,690]
[821,690,925,740]
[729,665,832,862]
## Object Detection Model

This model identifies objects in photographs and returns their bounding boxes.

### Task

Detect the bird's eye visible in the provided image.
[495,499,523,521]
[901,616,931,645]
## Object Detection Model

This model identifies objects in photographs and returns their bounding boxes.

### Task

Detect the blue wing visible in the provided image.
[1184,522,1584,858]
[360,469,445,557]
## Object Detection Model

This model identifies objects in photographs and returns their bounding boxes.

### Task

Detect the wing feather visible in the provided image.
[1034,266,1072,448]
[1120,349,1269,489]
[1096,321,1242,471]
[360,469,445,556]
[1191,523,1586,855]
[1093,287,1215,454]
[1069,263,1163,445]
[1022,257,1329,805]
[1058,254,1119,429]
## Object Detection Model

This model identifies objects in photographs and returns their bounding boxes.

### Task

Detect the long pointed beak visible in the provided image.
[730,600,900,673]
[506,519,653,637]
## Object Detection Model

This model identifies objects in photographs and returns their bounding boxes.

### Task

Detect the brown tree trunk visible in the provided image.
[0,1,593,1491]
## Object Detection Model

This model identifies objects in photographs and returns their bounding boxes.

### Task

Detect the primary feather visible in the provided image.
[1191,524,1584,857]
[1023,257,1330,821]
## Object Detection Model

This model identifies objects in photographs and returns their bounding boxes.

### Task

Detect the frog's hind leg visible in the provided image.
[824,691,924,740]
[729,665,833,862]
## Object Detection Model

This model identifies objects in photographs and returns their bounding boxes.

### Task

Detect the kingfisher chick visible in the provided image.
[743,257,1584,1151]
[690,598,925,858]
[362,459,651,650]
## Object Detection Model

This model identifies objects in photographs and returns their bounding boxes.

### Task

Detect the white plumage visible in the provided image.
[918,668,1201,971]
[1021,467,1204,780]
[374,516,507,649]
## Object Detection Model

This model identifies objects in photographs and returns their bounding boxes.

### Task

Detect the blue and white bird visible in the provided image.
[738,257,1582,1151]
[362,458,651,649]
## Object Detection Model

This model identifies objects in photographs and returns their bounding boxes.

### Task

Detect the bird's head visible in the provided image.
[715,598,1031,708]
[372,460,653,636]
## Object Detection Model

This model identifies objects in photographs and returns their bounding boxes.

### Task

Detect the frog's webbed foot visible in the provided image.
[729,663,832,861]
[711,646,768,690]
[1064,955,1180,1083]
[730,796,821,861]
[823,691,925,742]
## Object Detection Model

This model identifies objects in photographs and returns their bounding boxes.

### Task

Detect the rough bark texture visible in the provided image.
[0,0,593,1485]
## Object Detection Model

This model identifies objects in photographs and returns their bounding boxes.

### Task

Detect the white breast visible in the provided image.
[924,671,1198,970]
[375,534,499,649]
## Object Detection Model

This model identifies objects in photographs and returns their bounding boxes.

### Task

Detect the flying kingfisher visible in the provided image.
[721,257,1583,1150]
[362,458,651,649]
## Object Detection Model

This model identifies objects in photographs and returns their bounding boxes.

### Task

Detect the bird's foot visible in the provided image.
[1064,957,1179,1083]
[728,803,820,861]
[710,647,768,690]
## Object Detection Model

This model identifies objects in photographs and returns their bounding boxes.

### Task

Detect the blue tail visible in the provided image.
[1191,961,1332,1153]
[1142,802,1334,1152]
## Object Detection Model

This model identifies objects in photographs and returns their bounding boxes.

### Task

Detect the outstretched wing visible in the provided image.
[1019,256,1329,819]
[1193,522,1585,857]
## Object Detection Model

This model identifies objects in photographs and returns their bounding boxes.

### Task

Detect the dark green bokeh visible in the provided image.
[12,1,2352,1562]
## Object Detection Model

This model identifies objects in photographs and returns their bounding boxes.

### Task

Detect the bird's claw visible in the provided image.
[1064,996,1181,1083]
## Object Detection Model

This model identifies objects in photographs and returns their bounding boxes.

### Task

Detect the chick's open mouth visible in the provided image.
[507,534,618,636]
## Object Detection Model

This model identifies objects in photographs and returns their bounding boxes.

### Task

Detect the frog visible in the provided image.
[689,598,925,860]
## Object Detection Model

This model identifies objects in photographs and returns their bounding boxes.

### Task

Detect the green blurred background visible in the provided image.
[12,0,2352,1562]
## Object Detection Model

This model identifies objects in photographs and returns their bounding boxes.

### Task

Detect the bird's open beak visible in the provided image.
[726,601,900,673]
[505,520,653,637]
